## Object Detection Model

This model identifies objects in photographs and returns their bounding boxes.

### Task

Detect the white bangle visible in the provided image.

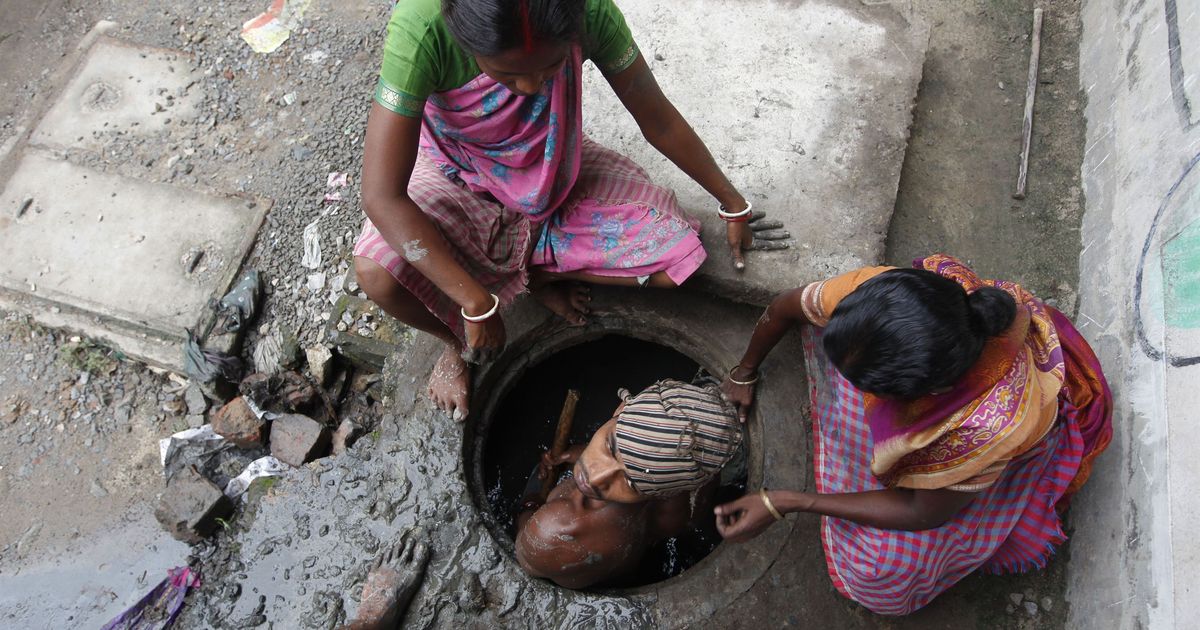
[461,293,500,322]
[717,201,753,219]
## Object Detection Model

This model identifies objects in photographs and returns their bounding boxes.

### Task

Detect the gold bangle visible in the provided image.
[728,365,759,386]
[759,488,783,522]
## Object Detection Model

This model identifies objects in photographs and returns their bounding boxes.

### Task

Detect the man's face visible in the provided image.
[572,410,647,504]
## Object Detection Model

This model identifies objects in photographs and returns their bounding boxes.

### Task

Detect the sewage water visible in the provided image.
[480,335,746,587]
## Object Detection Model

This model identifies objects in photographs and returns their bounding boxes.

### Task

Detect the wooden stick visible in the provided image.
[1014,7,1044,200]
[540,389,580,499]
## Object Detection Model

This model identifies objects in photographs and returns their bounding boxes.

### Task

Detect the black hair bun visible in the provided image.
[967,287,1017,338]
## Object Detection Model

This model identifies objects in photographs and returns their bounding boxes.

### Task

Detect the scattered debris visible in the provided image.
[184,330,243,402]
[301,217,322,269]
[211,397,267,449]
[331,419,361,455]
[306,272,326,293]
[1013,7,1044,200]
[184,384,209,416]
[101,567,201,630]
[59,338,121,375]
[306,345,333,386]
[223,456,287,499]
[326,295,412,372]
[326,172,349,188]
[252,327,285,375]
[240,0,313,54]
[155,466,234,543]
[159,425,224,469]
[90,479,109,498]
[216,270,263,334]
[270,414,330,466]
[241,371,320,417]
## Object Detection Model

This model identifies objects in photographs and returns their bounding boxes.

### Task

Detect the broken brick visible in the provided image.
[211,397,266,449]
[270,414,331,466]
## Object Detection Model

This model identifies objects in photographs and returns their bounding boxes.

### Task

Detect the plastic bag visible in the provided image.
[217,270,262,333]
[101,566,200,630]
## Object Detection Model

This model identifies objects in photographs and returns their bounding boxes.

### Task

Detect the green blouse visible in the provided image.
[374,0,640,117]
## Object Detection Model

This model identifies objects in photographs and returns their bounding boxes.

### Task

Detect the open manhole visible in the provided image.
[470,334,748,589]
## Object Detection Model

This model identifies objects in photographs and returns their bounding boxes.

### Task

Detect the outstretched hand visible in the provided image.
[714,493,779,543]
[726,211,792,271]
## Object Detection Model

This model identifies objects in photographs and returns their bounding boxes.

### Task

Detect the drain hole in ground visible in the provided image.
[481,335,747,588]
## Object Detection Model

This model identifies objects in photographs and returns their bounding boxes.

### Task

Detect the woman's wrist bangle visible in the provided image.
[718,201,753,221]
[461,293,500,322]
[728,364,759,386]
[760,488,784,522]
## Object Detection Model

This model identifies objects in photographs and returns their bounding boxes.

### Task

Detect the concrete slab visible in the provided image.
[581,0,929,304]
[0,150,267,368]
[29,36,201,152]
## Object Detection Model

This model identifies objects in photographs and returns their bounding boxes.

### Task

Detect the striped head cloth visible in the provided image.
[614,379,743,497]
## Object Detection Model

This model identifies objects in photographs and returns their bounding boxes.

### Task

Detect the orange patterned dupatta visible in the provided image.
[865,255,1110,494]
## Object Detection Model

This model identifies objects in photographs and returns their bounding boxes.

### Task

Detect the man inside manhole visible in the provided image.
[513,379,742,589]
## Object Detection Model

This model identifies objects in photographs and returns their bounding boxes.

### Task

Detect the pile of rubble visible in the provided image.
[153,271,390,544]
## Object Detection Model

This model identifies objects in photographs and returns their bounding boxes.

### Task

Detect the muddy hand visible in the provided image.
[745,211,791,252]
[538,450,570,481]
[727,211,792,271]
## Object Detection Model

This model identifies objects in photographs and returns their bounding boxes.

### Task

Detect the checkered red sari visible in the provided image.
[803,307,1110,615]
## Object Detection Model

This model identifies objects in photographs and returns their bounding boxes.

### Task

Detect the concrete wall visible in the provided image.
[1071,1,1200,627]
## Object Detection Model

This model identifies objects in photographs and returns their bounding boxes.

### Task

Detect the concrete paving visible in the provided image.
[582,0,929,304]
[29,36,202,152]
[0,150,266,368]
[0,33,268,369]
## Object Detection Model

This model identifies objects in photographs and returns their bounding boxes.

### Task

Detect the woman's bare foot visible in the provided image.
[428,344,470,420]
[342,530,431,630]
[531,281,591,325]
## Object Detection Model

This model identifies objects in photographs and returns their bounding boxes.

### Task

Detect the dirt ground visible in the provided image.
[0,0,1086,627]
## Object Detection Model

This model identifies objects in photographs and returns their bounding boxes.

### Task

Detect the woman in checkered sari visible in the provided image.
[714,255,1113,615]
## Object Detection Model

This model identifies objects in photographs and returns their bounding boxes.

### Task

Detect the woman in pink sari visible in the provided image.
[355,0,784,419]
[714,255,1113,615]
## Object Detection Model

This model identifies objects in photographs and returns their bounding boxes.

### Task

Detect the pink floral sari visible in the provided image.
[354,46,705,340]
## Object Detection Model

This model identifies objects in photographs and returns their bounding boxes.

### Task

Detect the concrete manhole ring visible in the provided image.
[458,287,812,626]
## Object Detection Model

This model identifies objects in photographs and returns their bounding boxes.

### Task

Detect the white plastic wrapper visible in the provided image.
[301,217,322,270]
[158,425,224,468]
[223,456,289,499]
